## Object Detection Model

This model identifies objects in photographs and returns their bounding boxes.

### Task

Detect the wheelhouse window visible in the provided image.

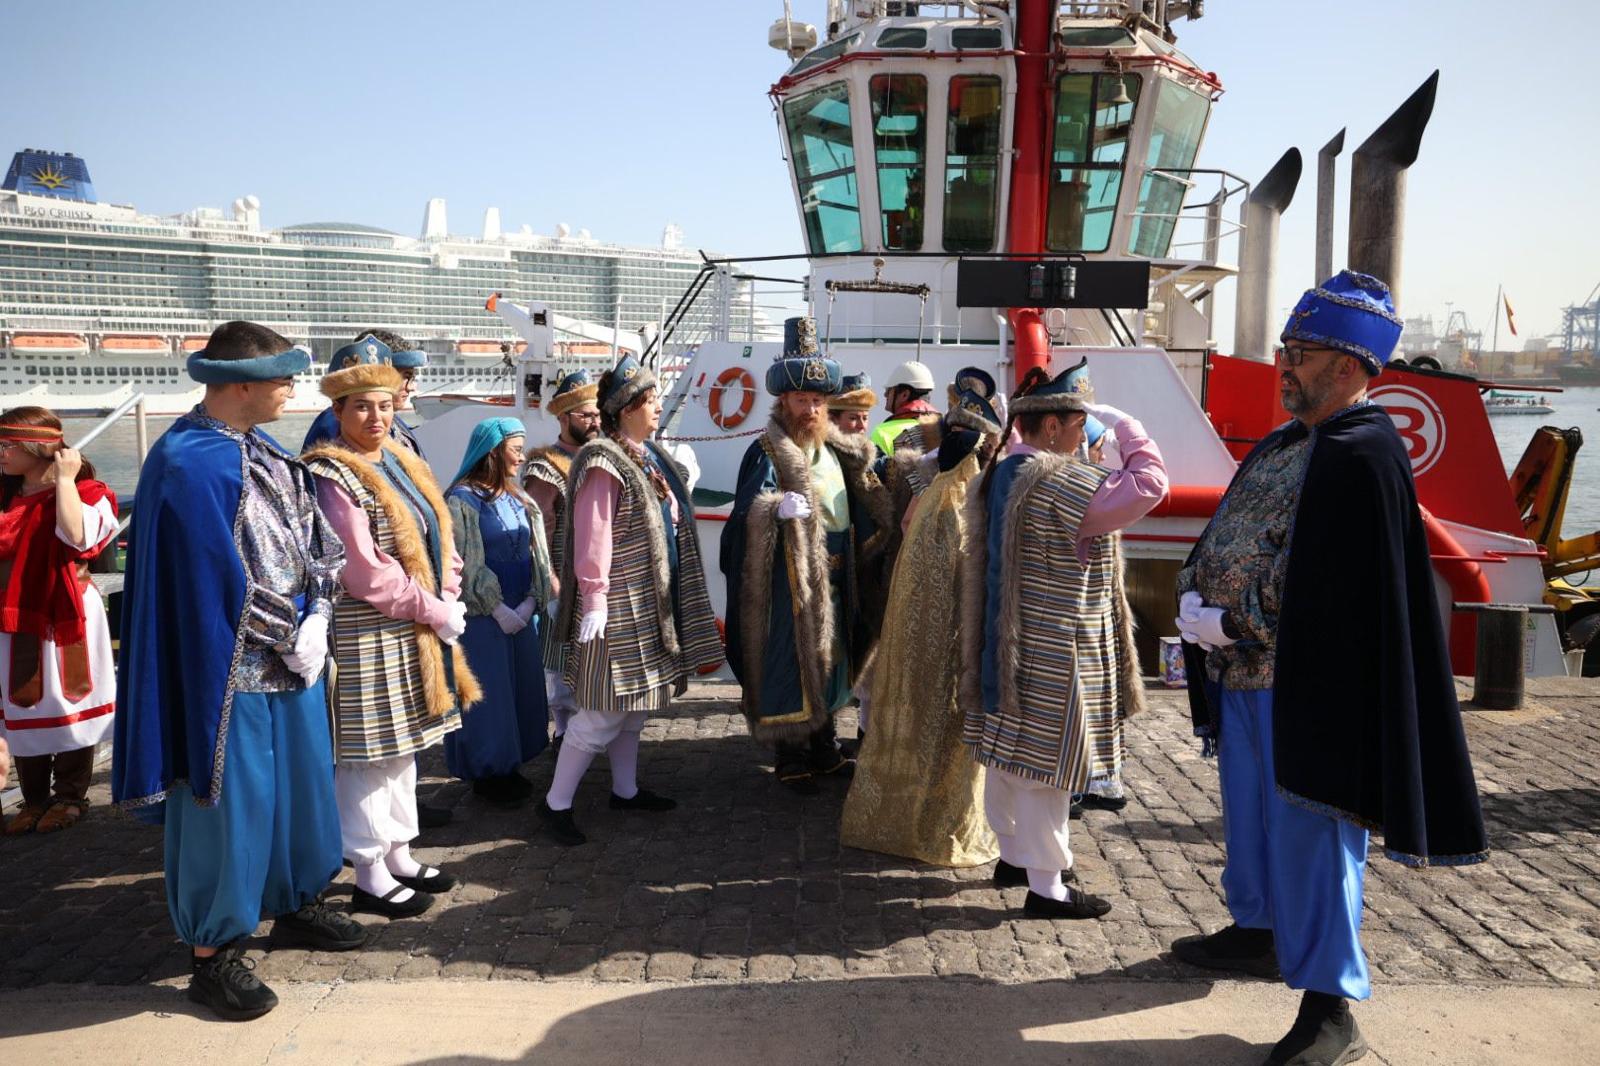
[784,82,864,254]
[869,74,927,251]
[943,75,1003,252]
[1046,72,1141,253]
[877,27,927,49]
[1129,79,1211,258]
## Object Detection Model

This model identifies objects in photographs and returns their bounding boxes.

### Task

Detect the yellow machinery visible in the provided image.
[1510,426,1600,673]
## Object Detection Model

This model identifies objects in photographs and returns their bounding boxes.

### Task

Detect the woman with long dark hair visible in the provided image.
[1,406,117,834]
[445,416,553,806]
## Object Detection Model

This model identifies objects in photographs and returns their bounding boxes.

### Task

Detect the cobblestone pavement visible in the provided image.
[2,678,1597,991]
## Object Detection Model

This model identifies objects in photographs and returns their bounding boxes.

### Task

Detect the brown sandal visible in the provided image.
[4,804,47,835]
[34,801,85,833]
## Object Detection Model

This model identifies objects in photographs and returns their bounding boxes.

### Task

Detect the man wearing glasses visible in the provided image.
[1171,271,1487,1066]
[522,371,602,753]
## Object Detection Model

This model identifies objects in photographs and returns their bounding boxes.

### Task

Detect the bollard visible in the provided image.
[1460,604,1528,709]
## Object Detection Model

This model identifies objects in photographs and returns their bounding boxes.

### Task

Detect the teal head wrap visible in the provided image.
[452,416,526,485]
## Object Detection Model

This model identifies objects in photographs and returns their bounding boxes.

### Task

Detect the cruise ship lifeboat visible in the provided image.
[13,333,88,354]
[101,335,170,355]
[182,336,209,353]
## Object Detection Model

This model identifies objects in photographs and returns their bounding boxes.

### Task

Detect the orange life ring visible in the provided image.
[709,367,756,430]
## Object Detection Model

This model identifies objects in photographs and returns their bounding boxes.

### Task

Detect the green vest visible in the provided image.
[870,416,919,457]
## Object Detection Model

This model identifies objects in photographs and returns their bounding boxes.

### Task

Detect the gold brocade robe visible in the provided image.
[840,449,998,867]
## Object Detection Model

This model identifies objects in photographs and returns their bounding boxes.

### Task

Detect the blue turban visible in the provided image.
[765,354,842,396]
[187,344,312,384]
[390,347,428,370]
[1281,270,1404,375]
[452,416,526,485]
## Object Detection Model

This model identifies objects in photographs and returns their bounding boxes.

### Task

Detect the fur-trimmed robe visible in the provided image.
[721,415,892,742]
[305,440,481,762]
[962,450,1144,793]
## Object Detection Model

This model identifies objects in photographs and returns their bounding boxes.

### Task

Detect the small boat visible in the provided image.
[1484,390,1554,416]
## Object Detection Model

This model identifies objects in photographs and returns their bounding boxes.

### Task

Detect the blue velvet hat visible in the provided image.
[1009,356,1094,414]
[389,347,428,370]
[765,354,842,396]
[952,366,997,399]
[827,372,876,411]
[599,353,657,416]
[329,335,393,372]
[945,384,1002,434]
[1281,270,1404,375]
[548,369,600,417]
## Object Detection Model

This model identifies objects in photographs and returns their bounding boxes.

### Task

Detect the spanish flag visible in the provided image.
[1504,293,1518,336]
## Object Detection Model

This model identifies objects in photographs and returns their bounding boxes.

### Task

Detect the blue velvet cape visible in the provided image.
[113,416,266,815]
[1183,403,1488,866]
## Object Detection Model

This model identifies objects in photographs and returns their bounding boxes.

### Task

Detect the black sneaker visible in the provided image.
[1021,887,1112,920]
[609,788,677,812]
[1171,923,1281,979]
[1266,992,1368,1065]
[271,898,367,952]
[535,799,586,846]
[992,859,1076,889]
[1077,792,1129,812]
[188,945,278,1021]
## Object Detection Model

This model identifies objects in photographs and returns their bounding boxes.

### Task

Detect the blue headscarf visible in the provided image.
[452,416,526,485]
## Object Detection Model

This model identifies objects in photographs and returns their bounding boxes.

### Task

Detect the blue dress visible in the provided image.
[445,489,549,779]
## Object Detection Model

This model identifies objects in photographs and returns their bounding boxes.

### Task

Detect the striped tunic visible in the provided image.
[524,449,571,667]
[307,455,461,762]
[972,456,1117,793]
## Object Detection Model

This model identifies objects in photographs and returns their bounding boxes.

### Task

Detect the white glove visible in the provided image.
[492,602,528,635]
[434,599,468,646]
[514,597,537,625]
[777,491,812,521]
[1083,402,1131,433]
[577,608,607,644]
[280,614,329,686]
[1177,591,1236,648]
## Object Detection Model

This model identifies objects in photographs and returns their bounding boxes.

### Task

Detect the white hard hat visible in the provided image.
[886,361,935,391]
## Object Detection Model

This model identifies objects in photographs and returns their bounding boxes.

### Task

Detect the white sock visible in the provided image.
[1027,867,1069,902]
[384,843,425,879]
[546,741,597,811]
[355,860,414,902]
[607,730,640,800]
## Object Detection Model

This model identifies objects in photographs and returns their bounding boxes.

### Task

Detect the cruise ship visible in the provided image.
[0,149,741,414]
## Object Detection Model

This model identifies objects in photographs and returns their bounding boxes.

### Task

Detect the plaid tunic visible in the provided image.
[307,455,461,763]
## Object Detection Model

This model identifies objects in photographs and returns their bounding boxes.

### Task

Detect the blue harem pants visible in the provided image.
[163,685,342,948]
[1218,686,1371,1000]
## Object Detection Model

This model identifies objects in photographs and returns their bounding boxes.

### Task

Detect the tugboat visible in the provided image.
[417,1,1572,676]
[1483,390,1555,416]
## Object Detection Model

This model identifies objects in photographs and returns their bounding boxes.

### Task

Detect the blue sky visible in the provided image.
[9,0,1596,345]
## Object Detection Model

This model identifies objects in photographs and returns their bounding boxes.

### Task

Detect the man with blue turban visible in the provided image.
[114,321,365,1021]
[720,340,890,794]
[1173,271,1488,1066]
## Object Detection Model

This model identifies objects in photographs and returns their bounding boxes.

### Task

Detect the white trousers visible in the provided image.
[335,753,420,866]
[563,707,647,755]
[545,669,578,736]
[984,765,1074,871]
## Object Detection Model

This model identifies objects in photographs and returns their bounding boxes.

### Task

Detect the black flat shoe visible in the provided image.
[188,945,278,1021]
[350,884,434,919]
[1171,923,1280,979]
[535,799,586,846]
[271,899,367,952]
[1069,800,1084,820]
[416,800,452,829]
[503,770,535,798]
[1077,793,1129,812]
[393,866,458,893]
[1021,887,1112,920]
[609,789,677,812]
[992,859,1076,889]
[472,777,529,810]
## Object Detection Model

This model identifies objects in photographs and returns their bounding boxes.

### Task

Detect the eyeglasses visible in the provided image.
[1277,344,1336,368]
[567,410,602,422]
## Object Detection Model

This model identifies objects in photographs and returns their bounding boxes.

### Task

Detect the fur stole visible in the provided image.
[553,436,680,661]
[737,417,890,740]
[303,440,482,717]
[524,445,572,489]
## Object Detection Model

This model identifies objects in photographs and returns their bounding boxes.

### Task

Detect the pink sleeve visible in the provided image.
[1076,418,1170,559]
[315,477,453,628]
[572,467,621,616]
